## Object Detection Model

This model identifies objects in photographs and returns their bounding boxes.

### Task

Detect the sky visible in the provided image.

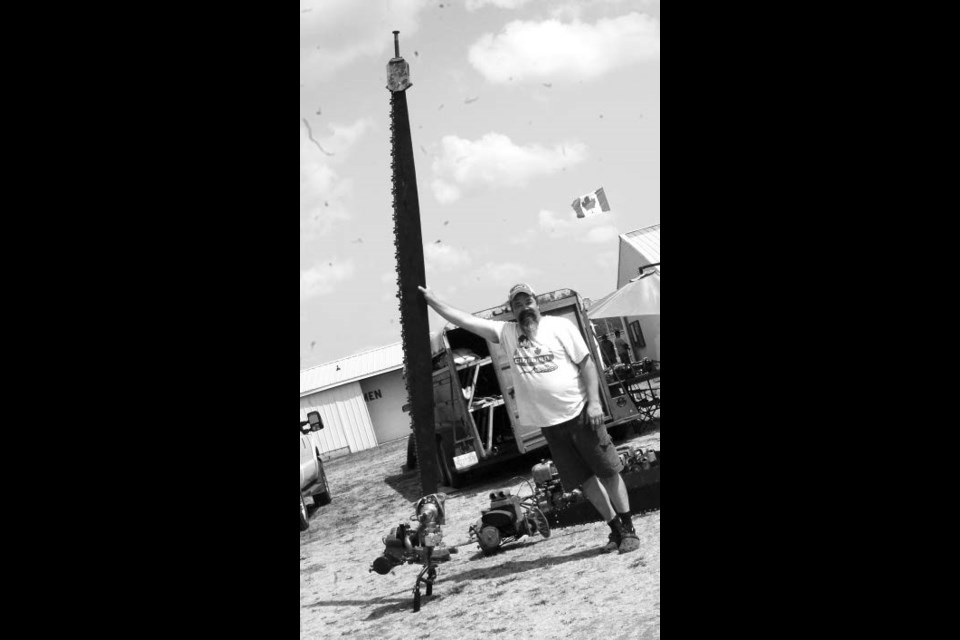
[300,0,660,370]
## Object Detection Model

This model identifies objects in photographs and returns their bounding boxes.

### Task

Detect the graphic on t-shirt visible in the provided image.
[514,335,559,374]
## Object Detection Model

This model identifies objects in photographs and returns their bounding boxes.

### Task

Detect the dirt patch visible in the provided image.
[300,427,661,639]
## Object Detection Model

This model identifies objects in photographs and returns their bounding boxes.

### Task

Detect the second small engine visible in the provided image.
[618,445,660,473]
[531,446,661,524]
[531,460,585,522]
[468,490,551,555]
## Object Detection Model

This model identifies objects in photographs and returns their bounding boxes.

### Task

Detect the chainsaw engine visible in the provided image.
[370,493,456,612]
[371,493,454,574]
[530,447,660,525]
[618,445,660,473]
[468,490,550,555]
[531,460,585,522]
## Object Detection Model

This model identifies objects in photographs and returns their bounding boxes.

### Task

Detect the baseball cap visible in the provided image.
[508,283,536,303]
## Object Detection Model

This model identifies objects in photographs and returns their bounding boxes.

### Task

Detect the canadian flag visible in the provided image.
[571,187,611,219]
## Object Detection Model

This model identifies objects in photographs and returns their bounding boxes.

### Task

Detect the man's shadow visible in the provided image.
[447,547,601,584]
[307,594,424,621]
[358,547,601,619]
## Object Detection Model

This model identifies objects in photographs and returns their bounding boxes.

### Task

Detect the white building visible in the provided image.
[593,223,660,362]
[299,343,409,458]
[617,224,660,286]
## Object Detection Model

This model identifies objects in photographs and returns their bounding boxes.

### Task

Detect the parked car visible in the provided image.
[300,412,331,532]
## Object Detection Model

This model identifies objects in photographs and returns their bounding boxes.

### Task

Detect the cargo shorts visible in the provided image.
[541,408,623,491]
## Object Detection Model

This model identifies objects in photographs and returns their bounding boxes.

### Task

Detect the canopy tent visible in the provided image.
[588,271,660,320]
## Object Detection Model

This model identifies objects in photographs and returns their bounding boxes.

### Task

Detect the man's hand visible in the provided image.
[419,285,438,309]
[577,354,604,429]
[585,401,604,429]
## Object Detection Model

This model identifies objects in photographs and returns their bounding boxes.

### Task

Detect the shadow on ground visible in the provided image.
[448,547,602,583]
[382,469,424,503]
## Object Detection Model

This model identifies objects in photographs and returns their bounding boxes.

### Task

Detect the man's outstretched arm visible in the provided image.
[419,285,501,344]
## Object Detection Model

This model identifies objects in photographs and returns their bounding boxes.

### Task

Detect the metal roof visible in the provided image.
[300,342,405,397]
[622,224,660,272]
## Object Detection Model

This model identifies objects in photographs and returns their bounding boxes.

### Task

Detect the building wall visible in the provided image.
[359,370,410,444]
[618,246,654,288]
[299,382,378,456]
[618,236,660,361]
[624,314,661,361]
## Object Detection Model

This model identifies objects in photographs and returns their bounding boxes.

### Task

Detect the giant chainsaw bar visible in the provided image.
[387,32,439,496]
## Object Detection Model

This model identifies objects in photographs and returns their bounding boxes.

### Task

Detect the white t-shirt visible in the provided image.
[495,315,590,428]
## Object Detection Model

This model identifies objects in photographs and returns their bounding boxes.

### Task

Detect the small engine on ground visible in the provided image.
[618,445,659,473]
[531,460,584,523]
[532,446,662,525]
[468,489,551,555]
[370,493,457,612]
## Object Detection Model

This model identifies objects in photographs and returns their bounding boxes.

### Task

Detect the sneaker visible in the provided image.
[618,532,640,554]
[601,531,622,554]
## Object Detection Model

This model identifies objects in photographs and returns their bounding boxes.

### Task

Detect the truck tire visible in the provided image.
[313,460,332,506]
[437,436,464,489]
[300,493,309,532]
[477,525,501,555]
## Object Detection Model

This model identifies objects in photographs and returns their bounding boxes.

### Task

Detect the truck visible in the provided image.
[410,288,643,488]
[300,411,331,532]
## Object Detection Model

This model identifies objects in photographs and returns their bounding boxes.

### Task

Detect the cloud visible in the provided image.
[300,0,430,82]
[431,180,462,205]
[539,209,578,239]
[431,133,586,204]
[549,0,640,20]
[508,228,538,245]
[465,0,533,11]
[468,13,660,83]
[537,210,619,243]
[300,118,374,239]
[548,3,586,21]
[325,119,376,156]
[470,262,539,286]
[299,160,350,239]
[301,117,374,162]
[425,243,472,272]
[300,261,356,302]
[595,250,619,272]
[583,225,620,243]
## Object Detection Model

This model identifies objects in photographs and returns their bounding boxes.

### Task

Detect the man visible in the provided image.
[419,283,640,554]
[614,330,632,365]
[599,334,617,369]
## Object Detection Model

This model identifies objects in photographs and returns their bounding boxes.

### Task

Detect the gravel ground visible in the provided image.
[300,425,661,639]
